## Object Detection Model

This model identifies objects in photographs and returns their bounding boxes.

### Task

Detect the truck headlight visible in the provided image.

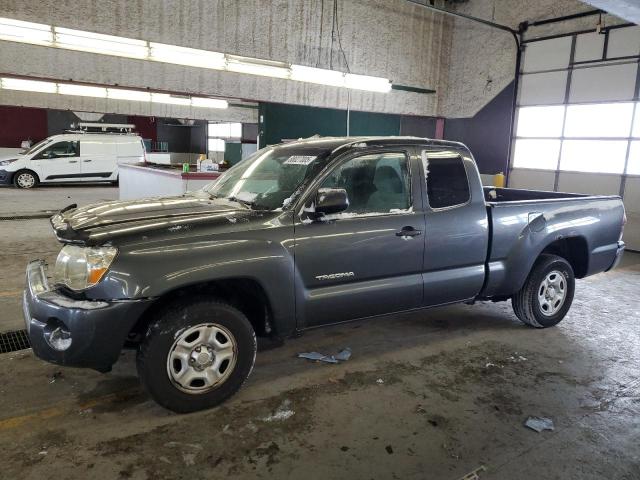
[53,245,118,291]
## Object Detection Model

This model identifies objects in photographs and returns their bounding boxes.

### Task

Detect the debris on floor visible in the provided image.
[298,347,351,364]
[262,399,295,422]
[376,378,384,384]
[49,371,63,384]
[458,465,486,480]
[524,416,555,432]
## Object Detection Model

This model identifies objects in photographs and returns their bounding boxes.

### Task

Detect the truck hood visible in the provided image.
[51,194,274,244]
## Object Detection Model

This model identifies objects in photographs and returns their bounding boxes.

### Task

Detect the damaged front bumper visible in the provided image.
[23,260,152,372]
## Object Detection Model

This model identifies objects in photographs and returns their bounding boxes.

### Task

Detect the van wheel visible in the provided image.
[137,297,257,413]
[13,170,39,189]
[512,254,575,328]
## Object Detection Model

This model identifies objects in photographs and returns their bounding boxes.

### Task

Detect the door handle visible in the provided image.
[68,160,78,163]
[83,159,92,163]
[396,226,422,237]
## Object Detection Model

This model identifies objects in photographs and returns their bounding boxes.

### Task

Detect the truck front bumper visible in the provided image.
[23,260,152,372]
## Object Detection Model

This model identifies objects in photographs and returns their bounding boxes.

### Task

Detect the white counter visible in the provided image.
[119,163,222,200]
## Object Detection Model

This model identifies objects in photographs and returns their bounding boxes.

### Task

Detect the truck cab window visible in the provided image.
[36,141,80,159]
[320,152,411,214]
[425,154,470,209]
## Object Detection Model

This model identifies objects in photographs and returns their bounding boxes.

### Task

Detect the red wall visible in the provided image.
[128,115,157,142]
[0,106,48,147]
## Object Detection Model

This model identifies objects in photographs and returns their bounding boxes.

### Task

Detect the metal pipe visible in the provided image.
[527,9,603,27]
[402,0,521,184]
[402,0,518,35]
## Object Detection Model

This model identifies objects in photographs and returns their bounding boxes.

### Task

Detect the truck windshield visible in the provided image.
[205,147,330,210]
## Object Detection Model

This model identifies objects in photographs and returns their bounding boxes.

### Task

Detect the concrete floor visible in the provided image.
[0,184,118,217]
[0,186,638,479]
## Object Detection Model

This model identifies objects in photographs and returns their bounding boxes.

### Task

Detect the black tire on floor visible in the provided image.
[136,297,257,413]
[13,169,39,189]
[512,254,575,328]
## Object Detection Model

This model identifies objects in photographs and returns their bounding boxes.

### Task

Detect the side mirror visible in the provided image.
[315,188,349,216]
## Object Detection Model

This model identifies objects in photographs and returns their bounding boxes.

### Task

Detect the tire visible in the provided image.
[137,297,257,413]
[512,254,575,328]
[13,170,39,189]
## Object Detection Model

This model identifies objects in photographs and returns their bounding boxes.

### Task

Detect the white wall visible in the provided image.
[0,0,449,117]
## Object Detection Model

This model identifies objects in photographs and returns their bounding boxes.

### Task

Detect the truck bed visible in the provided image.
[480,187,625,299]
[483,186,588,203]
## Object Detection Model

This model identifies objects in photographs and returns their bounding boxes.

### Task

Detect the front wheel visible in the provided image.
[13,170,39,189]
[512,254,575,328]
[137,298,257,413]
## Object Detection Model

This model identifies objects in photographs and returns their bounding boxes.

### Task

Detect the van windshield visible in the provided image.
[22,138,53,155]
[205,146,330,210]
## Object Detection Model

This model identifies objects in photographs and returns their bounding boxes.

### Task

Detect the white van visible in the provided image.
[0,133,146,189]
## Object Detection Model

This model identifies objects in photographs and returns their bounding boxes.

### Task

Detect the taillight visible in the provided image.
[620,210,627,242]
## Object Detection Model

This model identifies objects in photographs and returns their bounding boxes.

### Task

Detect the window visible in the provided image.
[516,106,565,137]
[564,103,634,138]
[35,141,79,159]
[627,141,640,175]
[513,139,561,170]
[320,152,411,214]
[559,140,628,174]
[208,123,241,139]
[208,138,225,152]
[426,155,470,209]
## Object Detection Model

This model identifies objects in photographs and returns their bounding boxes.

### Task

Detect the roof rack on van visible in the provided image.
[66,122,137,134]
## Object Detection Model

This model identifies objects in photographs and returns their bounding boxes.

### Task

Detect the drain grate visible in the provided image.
[0,329,31,354]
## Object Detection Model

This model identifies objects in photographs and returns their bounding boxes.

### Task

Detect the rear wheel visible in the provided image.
[512,254,575,328]
[13,170,39,189]
[137,297,257,413]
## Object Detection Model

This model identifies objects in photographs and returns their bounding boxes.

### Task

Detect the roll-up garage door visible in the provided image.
[509,25,640,250]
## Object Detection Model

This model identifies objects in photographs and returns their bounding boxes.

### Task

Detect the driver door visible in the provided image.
[32,141,81,182]
[291,148,425,328]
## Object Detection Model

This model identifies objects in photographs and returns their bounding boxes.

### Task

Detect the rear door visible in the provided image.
[421,147,489,305]
[79,139,117,180]
[31,140,81,182]
[292,147,426,327]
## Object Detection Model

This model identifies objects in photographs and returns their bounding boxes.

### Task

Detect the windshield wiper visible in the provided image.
[227,196,255,209]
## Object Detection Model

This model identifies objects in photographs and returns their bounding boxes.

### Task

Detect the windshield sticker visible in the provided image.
[284,155,317,165]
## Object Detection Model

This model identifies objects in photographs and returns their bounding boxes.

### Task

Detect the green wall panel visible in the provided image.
[259,102,402,147]
[225,142,242,165]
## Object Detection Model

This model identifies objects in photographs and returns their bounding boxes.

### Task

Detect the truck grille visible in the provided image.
[0,329,31,354]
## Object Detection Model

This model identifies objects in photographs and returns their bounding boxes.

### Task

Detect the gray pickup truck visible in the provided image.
[23,137,626,412]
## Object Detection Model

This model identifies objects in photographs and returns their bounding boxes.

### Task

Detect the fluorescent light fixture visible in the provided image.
[107,88,152,102]
[290,65,346,87]
[0,17,394,93]
[0,17,52,45]
[149,42,225,69]
[58,83,107,98]
[226,55,290,79]
[344,73,392,93]
[0,76,229,109]
[1,77,57,93]
[54,27,147,59]
[151,93,191,106]
[191,97,228,109]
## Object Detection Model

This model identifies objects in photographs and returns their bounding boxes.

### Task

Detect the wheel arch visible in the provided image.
[129,277,277,343]
[540,236,588,279]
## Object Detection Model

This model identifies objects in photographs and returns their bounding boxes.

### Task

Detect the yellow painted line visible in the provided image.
[0,389,140,431]
[0,406,64,431]
[0,290,23,298]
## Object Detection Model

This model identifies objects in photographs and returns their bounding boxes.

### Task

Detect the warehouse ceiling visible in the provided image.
[581,0,640,24]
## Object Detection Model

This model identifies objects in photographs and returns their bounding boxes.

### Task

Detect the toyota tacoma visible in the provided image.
[23,137,626,412]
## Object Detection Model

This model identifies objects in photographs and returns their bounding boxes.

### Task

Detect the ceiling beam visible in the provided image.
[581,0,640,24]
